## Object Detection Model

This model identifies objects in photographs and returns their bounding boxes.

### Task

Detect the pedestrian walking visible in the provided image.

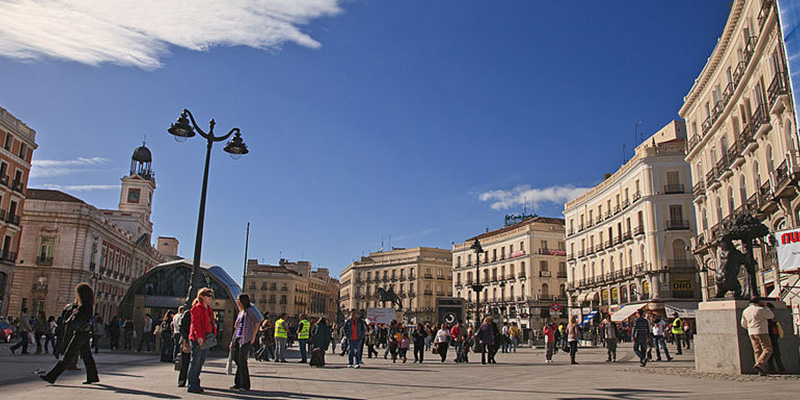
[650,314,672,361]
[274,313,289,362]
[123,318,134,350]
[172,307,184,360]
[297,314,311,363]
[632,310,650,367]
[137,313,153,352]
[450,321,466,362]
[741,297,774,376]
[40,283,99,385]
[230,293,262,392]
[343,309,367,368]
[670,312,684,355]
[9,307,31,355]
[764,303,786,374]
[424,324,433,350]
[91,315,106,354]
[508,322,521,353]
[45,316,57,353]
[187,287,217,394]
[434,324,450,362]
[34,311,47,354]
[366,325,379,358]
[309,317,331,367]
[602,315,618,362]
[398,332,410,363]
[108,316,121,351]
[567,316,580,365]
[412,323,426,363]
[543,320,555,363]
[176,307,192,387]
[500,322,510,353]
[478,317,494,365]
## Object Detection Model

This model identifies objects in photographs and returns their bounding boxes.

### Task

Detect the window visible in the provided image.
[670,205,684,222]
[39,237,55,262]
[3,133,11,150]
[540,260,548,271]
[540,240,548,250]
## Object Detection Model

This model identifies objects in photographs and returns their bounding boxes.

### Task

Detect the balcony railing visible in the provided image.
[604,240,613,249]
[0,175,7,187]
[758,0,774,29]
[424,290,433,295]
[706,166,719,187]
[751,103,770,133]
[632,191,641,202]
[6,213,19,226]
[11,180,23,193]
[36,256,53,266]
[557,270,568,278]
[773,160,791,190]
[622,231,632,241]
[666,219,690,230]
[664,184,685,194]
[667,259,696,270]
[594,244,603,253]
[768,71,790,108]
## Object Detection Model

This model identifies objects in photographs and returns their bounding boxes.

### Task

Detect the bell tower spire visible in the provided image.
[119,141,156,230]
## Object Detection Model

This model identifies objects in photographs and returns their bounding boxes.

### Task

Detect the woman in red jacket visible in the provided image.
[187,288,216,394]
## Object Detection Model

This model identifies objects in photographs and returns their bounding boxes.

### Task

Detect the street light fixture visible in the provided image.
[90,271,103,293]
[470,238,485,331]
[168,108,249,305]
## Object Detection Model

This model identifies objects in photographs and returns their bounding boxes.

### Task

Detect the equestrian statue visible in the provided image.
[376,287,403,310]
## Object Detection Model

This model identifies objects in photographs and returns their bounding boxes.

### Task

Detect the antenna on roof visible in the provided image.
[622,143,626,164]
[635,120,643,145]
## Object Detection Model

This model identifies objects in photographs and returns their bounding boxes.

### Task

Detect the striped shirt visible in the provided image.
[632,316,650,340]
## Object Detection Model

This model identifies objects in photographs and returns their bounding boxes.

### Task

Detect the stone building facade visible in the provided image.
[452,216,567,330]
[8,145,171,320]
[0,106,37,317]
[680,0,797,298]
[339,247,452,324]
[244,258,339,321]
[564,121,700,321]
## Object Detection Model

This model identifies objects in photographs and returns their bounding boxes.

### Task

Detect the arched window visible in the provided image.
[672,239,687,261]
[739,175,748,206]
[560,284,567,299]
[467,271,473,283]
[610,256,615,273]
[621,285,628,303]
[701,207,708,231]
[590,261,596,278]
[766,144,775,174]
[492,288,497,301]
[600,259,605,276]
[716,197,723,224]
[754,161,762,187]
[541,283,549,297]
[582,264,587,279]
[619,251,625,269]
[510,285,515,300]
[728,186,735,214]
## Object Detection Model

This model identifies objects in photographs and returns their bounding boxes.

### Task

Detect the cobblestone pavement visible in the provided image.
[0,341,796,399]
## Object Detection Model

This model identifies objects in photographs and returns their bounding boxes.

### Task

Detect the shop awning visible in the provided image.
[587,291,599,302]
[577,292,588,302]
[580,310,598,326]
[767,274,800,300]
[611,303,646,322]
[663,302,699,319]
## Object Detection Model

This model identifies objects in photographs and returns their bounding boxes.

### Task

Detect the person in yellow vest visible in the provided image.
[297,314,311,363]
[274,313,288,362]
[670,313,684,355]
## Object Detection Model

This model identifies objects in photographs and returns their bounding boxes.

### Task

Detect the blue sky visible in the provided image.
[0,1,730,282]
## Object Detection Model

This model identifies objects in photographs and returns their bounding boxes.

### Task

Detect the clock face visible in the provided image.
[127,188,141,203]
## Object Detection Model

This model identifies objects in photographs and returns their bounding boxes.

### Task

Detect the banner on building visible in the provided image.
[777,0,800,135]
[776,228,800,272]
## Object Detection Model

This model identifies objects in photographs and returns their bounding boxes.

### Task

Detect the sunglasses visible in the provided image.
[202,294,213,298]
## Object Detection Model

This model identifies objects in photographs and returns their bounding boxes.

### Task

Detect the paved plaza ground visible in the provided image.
[0,341,797,399]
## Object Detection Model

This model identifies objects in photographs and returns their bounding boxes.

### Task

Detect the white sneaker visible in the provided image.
[354,364,361,369]
[347,364,353,368]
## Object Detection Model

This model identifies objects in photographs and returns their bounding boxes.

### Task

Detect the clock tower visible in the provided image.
[119,143,156,227]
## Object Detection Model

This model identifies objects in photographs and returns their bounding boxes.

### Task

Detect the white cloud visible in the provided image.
[39,184,117,192]
[31,157,109,178]
[478,185,592,211]
[0,0,343,69]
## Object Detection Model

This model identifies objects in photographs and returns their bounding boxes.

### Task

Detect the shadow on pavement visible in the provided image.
[203,387,361,400]
[557,387,689,400]
[85,383,181,398]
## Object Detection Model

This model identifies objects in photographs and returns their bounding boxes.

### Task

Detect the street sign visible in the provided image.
[550,303,561,312]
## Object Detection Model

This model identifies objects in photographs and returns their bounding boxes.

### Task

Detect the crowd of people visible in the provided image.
[6,285,788,393]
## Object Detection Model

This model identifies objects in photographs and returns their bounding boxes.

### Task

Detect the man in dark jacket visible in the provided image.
[342,309,367,368]
[177,308,191,387]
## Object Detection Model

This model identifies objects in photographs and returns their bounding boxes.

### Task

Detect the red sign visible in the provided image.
[550,303,562,312]
[520,313,529,318]
[548,249,567,256]
[510,250,525,258]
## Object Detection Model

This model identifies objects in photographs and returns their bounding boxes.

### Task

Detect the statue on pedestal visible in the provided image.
[714,213,769,299]
[376,287,403,310]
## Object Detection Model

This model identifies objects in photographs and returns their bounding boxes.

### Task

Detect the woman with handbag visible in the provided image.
[478,317,495,365]
[567,315,580,365]
[187,287,217,394]
[230,293,261,392]
[40,283,99,384]
[434,324,450,362]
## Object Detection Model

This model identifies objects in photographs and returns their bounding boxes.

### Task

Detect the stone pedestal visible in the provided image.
[695,299,799,374]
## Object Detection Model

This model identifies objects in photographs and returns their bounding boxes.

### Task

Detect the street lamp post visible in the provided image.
[168,109,249,304]
[470,239,485,331]
[90,272,103,293]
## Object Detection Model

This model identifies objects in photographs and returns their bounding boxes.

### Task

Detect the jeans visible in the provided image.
[172,333,182,360]
[298,339,308,362]
[424,336,431,350]
[187,340,209,391]
[178,351,190,386]
[44,331,98,383]
[414,343,424,362]
[453,341,463,362]
[673,333,683,354]
[232,339,252,390]
[633,337,648,363]
[654,335,671,360]
[275,337,287,361]
[606,338,617,361]
[10,330,29,353]
[348,338,363,365]
[502,337,509,353]
[45,333,56,353]
[123,330,133,349]
[138,332,153,352]
[510,337,518,352]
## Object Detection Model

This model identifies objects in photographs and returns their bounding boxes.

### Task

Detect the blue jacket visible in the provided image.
[342,317,367,341]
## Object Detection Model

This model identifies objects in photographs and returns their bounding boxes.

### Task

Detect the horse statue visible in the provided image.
[376,287,403,310]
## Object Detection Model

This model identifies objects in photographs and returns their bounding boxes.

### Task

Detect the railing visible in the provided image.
[688,135,700,151]
[701,116,713,136]
[578,250,586,258]
[667,259,696,270]
[605,272,613,281]
[36,256,53,266]
[613,205,621,214]
[0,175,7,187]
[739,122,755,150]
[666,219,690,230]
[557,271,567,278]
[567,229,574,236]
[424,274,433,279]
[624,267,633,277]
[768,71,790,107]
[578,224,585,232]
[586,218,594,228]
[632,191,641,202]
[6,214,19,226]
[722,81,735,105]
[635,263,645,275]
[774,160,790,189]
[518,273,526,279]
[506,274,516,281]
[706,166,719,187]
[594,244,603,253]
[604,240,613,249]
[605,211,612,219]
[744,35,758,63]
[614,236,622,245]
[596,275,605,283]
[751,103,770,133]
[758,0,774,29]
[664,184,685,194]
[622,198,630,209]
[622,231,632,241]
[758,180,772,206]
[634,225,644,236]
[423,290,433,295]
[11,180,23,193]
[614,270,623,279]
[578,279,586,287]
[567,253,575,261]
